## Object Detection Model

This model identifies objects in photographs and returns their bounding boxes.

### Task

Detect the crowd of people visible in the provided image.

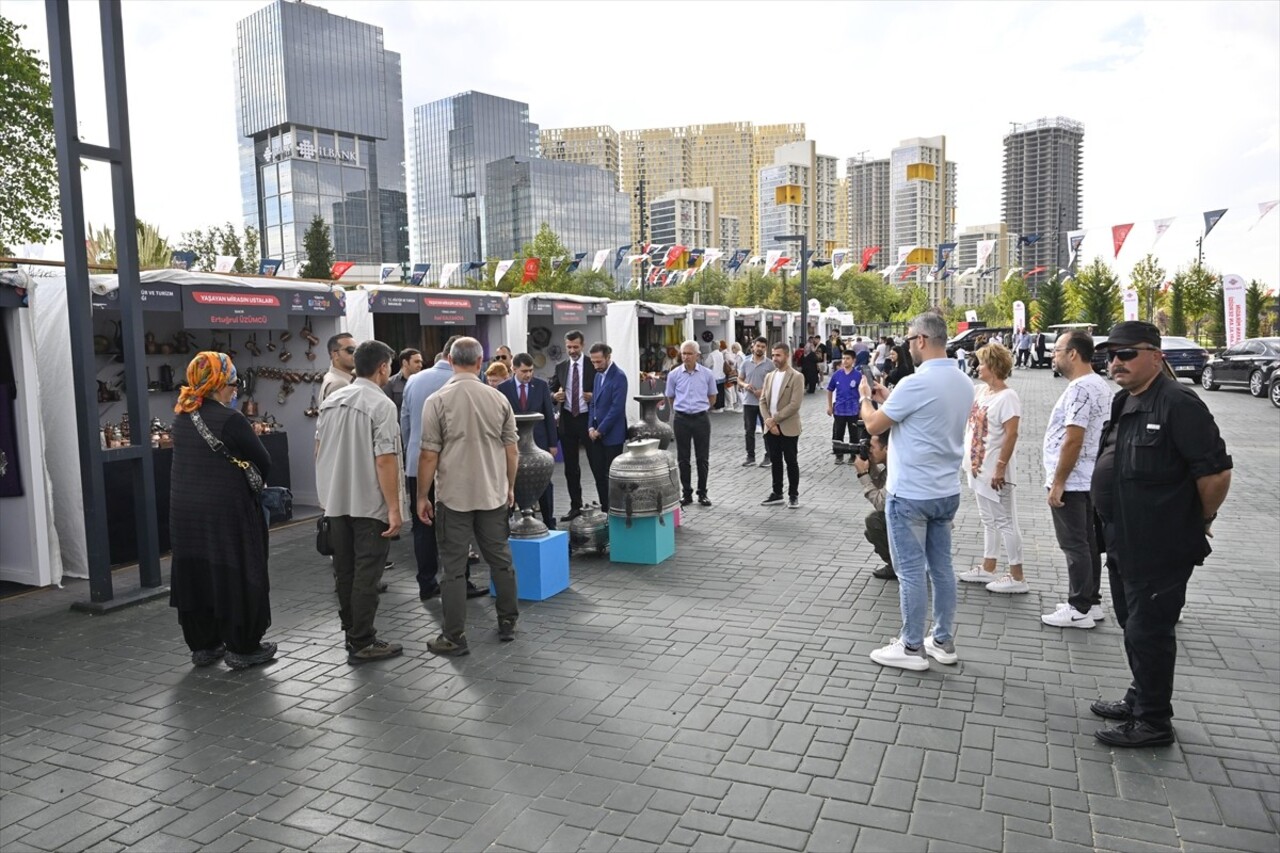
[164,313,1232,748]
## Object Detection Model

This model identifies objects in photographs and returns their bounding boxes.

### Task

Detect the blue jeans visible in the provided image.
[886,493,960,648]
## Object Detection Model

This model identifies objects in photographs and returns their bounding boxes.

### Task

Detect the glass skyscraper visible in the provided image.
[410,92,539,266]
[235,0,407,268]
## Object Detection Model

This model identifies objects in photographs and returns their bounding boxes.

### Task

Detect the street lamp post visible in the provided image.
[777,234,808,348]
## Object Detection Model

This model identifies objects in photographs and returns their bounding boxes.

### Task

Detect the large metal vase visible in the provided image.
[511,413,554,538]
[608,438,680,526]
[568,503,610,555]
[627,394,674,450]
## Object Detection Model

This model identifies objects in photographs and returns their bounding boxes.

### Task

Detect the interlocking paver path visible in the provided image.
[2,368,1277,852]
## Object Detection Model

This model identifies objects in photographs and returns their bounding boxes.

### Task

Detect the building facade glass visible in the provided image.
[236,1,407,270]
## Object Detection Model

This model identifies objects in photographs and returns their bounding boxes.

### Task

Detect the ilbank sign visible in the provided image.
[261,137,358,164]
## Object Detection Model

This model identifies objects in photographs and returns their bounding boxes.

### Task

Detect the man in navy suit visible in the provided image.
[499,353,557,530]
[587,342,628,513]
[549,330,596,522]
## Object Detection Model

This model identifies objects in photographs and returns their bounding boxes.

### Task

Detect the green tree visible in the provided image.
[893,283,929,322]
[1168,274,1187,335]
[1069,257,1122,333]
[84,220,172,270]
[725,268,771,308]
[1035,274,1068,330]
[1129,254,1165,324]
[1177,264,1218,342]
[1209,279,1226,347]
[844,272,899,323]
[178,223,261,272]
[299,215,335,280]
[1245,279,1268,338]
[0,17,58,249]
[991,273,1033,329]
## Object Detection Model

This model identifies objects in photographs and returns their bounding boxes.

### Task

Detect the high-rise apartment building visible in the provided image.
[1002,117,1084,276]
[539,126,620,190]
[719,216,740,253]
[847,157,891,270]
[235,0,407,271]
[757,141,839,258]
[649,188,718,249]
[889,135,956,302]
[409,91,538,266]
[618,122,805,252]
[484,157,629,282]
[835,177,849,259]
[954,223,1017,307]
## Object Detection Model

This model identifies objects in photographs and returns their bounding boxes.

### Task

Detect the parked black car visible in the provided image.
[1159,336,1210,384]
[1269,366,1280,409]
[1090,336,1110,375]
[1201,337,1280,397]
[946,326,1013,359]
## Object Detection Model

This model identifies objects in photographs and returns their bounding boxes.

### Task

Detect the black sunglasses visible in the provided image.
[340,346,357,355]
[1108,346,1159,362]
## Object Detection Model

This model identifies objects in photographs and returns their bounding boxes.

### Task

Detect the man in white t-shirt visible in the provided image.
[1040,330,1114,629]
[859,313,974,671]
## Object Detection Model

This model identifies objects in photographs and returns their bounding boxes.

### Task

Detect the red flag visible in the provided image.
[331,261,355,280]
[664,245,688,270]
[860,246,882,271]
[769,255,791,274]
[898,264,918,282]
[647,266,662,285]
[521,258,540,284]
[1112,224,1134,258]
[1026,266,1047,277]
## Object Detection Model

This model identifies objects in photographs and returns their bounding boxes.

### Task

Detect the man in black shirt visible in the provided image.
[1089,322,1232,747]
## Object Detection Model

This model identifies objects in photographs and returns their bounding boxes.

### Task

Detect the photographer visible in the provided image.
[853,431,894,580]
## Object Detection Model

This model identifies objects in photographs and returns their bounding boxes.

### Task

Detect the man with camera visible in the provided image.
[827,350,863,464]
[852,431,894,580]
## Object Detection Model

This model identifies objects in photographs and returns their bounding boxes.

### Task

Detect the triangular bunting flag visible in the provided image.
[1112,223,1134,258]
[1152,218,1175,245]
[1252,201,1279,231]
[494,259,516,285]
[521,258,540,284]
[1066,230,1086,267]
[438,262,460,286]
[592,248,610,273]
[1203,208,1228,238]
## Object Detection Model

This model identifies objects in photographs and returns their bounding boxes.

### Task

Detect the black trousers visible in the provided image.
[406,476,439,595]
[864,509,892,567]
[1109,558,1188,730]
[714,382,726,411]
[742,404,760,460]
[178,609,261,655]
[586,441,623,512]
[559,412,590,510]
[832,415,861,460]
[328,515,390,649]
[673,411,711,498]
[764,432,799,498]
[1050,491,1101,614]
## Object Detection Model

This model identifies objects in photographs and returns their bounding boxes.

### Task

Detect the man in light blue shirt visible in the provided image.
[665,340,719,507]
[859,312,973,671]
[400,335,460,599]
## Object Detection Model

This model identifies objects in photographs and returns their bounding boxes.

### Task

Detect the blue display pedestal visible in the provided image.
[493,529,569,601]
[609,512,676,565]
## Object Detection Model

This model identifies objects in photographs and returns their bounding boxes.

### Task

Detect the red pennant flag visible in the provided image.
[898,264,918,282]
[521,258,541,284]
[1112,224,1134,258]
[860,246,882,271]
[331,261,355,280]
[664,245,688,270]
[1026,266,1047,277]
[769,255,791,274]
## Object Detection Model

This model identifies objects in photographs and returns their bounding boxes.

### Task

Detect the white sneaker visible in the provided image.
[957,567,998,584]
[869,638,929,671]
[986,574,1030,594]
[1040,602,1095,629]
[1088,605,1105,621]
[924,635,958,665]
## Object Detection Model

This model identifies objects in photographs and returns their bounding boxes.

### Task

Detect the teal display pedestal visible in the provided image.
[608,512,675,565]
[494,529,569,600]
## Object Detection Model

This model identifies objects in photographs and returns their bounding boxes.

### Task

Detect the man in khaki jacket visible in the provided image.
[759,342,805,508]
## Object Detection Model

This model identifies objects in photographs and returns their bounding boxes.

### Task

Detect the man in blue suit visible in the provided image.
[587,342,628,513]
[498,353,557,529]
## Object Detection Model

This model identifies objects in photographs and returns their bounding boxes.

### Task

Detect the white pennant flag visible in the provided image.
[625,254,647,264]
[747,255,763,267]
[897,245,914,265]
[494,259,515,285]
[832,248,850,269]
[214,255,237,273]
[975,240,996,270]
[702,248,724,268]
[438,262,460,286]
[958,267,978,280]
[1066,229,1087,267]
[832,263,854,279]
[591,249,610,273]
[1152,218,1175,244]
[1252,200,1279,230]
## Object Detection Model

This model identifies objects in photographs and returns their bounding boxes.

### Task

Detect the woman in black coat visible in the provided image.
[169,351,276,670]
[885,342,916,387]
[801,339,821,393]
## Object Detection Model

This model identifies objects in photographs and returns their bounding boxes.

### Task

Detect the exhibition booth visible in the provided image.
[345,284,509,363]
[689,305,733,352]
[506,293,610,381]
[731,307,764,346]
[605,300,687,422]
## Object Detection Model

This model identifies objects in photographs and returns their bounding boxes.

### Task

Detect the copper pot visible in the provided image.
[242,398,259,417]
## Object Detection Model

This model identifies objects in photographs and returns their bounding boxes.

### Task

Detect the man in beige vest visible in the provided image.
[758,342,805,509]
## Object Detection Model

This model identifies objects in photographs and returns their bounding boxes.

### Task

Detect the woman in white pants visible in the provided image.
[956,342,1029,593]
[724,342,743,411]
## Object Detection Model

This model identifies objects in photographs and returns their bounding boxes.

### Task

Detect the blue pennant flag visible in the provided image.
[566,252,587,273]
[410,263,430,286]
[726,249,749,273]
[258,259,283,277]
[613,244,632,270]
[936,242,956,272]
[1018,233,1041,246]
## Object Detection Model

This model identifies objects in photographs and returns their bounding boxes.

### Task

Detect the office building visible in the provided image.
[409,91,538,267]
[1003,116,1084,274]
[954,223,1017,307]
[889,135,956,301]
[649,188,718,250]
[484,157,629,282]
[847,157,891,270]
[758,141,839,258]
[539,126,620,190]
[235,0,407,273]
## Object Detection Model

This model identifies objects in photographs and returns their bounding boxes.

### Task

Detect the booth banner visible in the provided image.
[290,289,344,316]
[421,296,476,326]
[91,282,182,312]
[183,286,287,329]
[552,301,586,325]
[654,315,677,326]
[259,259,283,277]
[410,263,430,286]
[692,308,727,322]
[527,298,604,317]
[1122,288,1139,322]
[1223,273,1246,347]
[768,312,785,327]
[367,289,422,313]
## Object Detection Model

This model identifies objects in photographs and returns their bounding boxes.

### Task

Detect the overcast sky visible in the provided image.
[8,0,1279,287]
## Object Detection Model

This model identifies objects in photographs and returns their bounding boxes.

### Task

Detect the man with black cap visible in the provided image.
[1089,321,1232,747]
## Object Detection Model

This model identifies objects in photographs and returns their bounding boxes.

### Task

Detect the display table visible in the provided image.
[105,432,291,566]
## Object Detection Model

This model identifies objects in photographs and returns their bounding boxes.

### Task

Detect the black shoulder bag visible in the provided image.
[190,409,265,495]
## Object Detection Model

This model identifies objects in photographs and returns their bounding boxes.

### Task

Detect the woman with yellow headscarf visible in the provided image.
[169,351,277,670]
